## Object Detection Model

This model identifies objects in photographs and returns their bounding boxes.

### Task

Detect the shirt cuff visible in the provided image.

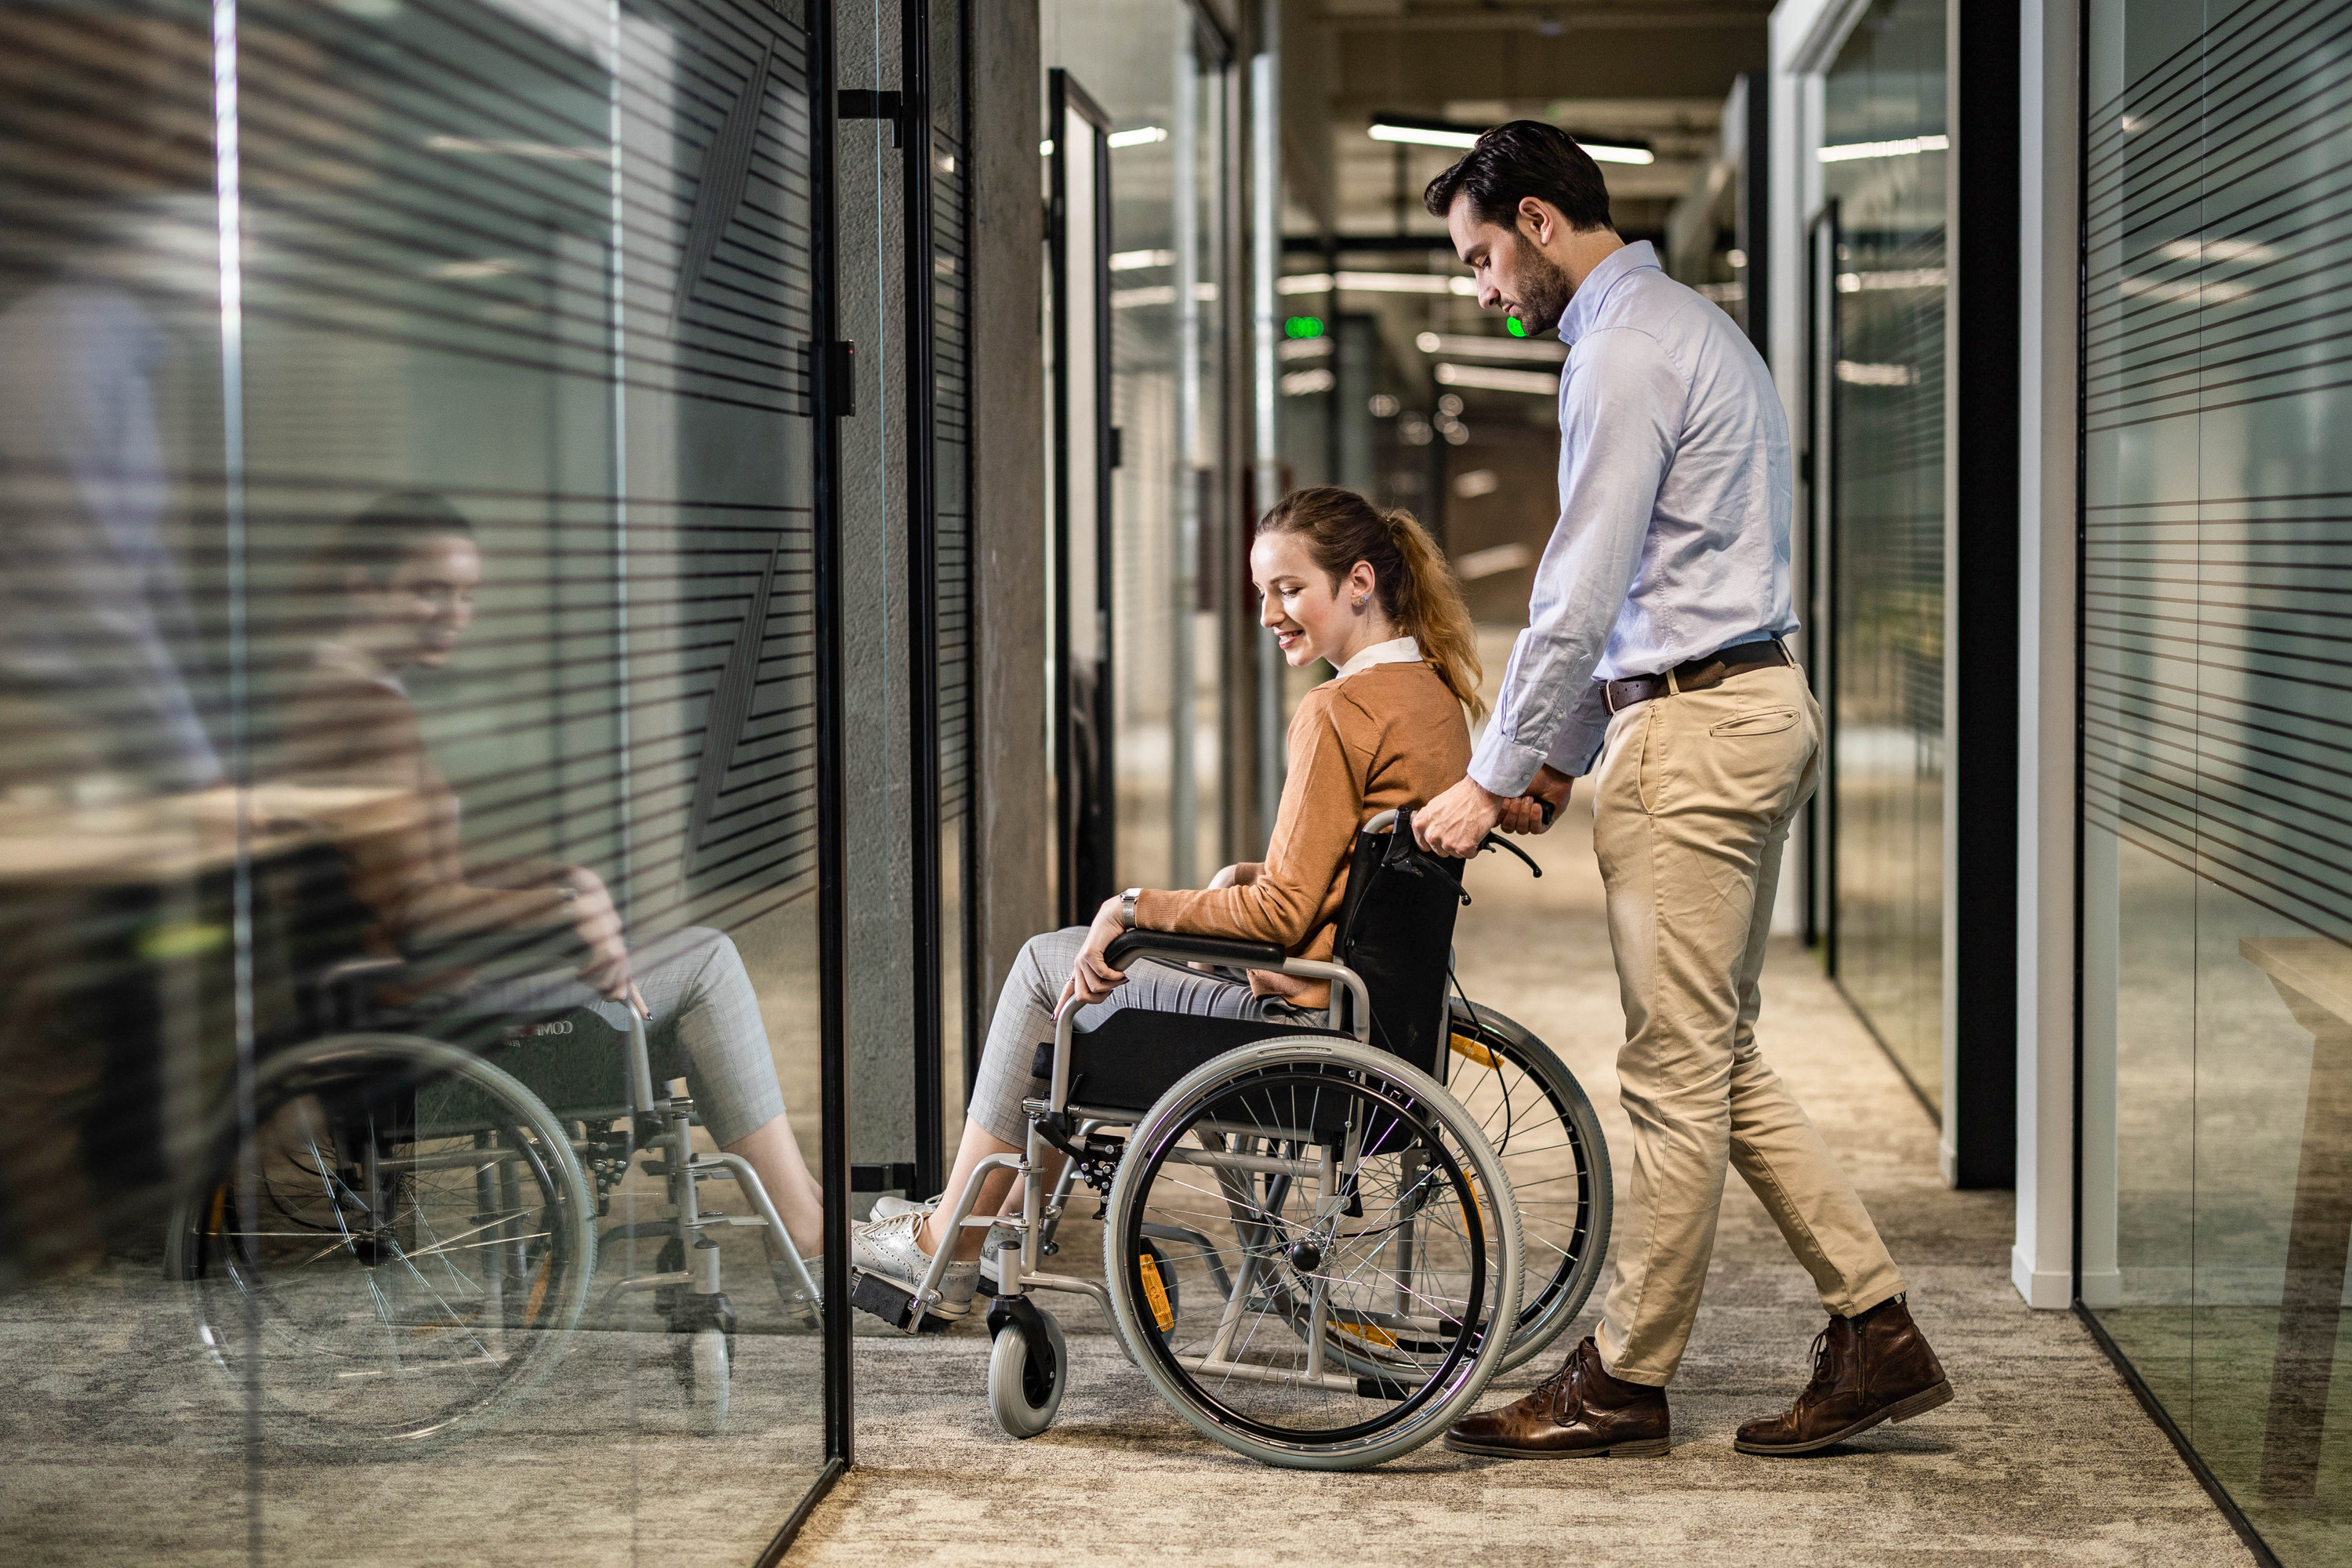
[1467,726,1548,798]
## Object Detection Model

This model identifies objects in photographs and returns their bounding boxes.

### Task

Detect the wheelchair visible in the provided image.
[164,948,821,1449]
[852,808,1613,1470]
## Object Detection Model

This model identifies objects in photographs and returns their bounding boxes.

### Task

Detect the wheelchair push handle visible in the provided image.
[1365,807,1543,881]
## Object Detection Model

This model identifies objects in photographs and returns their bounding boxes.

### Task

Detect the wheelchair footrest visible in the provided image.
[847,1269,953,1334]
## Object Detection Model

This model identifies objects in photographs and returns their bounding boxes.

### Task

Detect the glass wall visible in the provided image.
[0,0,844,1555]
[2082,2,2352,1561]
[1814,0,1947,1107]
[1044,0,1235,893]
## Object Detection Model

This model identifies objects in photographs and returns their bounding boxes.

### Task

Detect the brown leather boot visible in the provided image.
[1735,1294,1954,1456]
[1443,1336,1670,1459]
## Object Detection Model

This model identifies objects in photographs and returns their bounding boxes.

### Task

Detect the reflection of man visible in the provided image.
[0,277,219,790]
[0,270,218,1288]
[1413,123,1951,1461]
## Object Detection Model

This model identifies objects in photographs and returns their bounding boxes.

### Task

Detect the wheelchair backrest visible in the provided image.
[1330,808,1464,1077]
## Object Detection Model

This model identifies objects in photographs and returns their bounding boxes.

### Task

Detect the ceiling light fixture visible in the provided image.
[1108,125,1169,149]
[1434,362,1561,397]
[1367,114,1652,165]
[1369,114,1483,151]
[1415,331,1566,363]
[1817,133,1949,163]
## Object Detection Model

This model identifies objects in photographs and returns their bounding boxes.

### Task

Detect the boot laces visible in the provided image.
[1531,1354,1584,1421]
[1795,1325,1840,1410]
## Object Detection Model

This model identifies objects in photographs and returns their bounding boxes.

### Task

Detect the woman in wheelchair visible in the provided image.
[278,492,825,1264]
[849,485,1486,1322]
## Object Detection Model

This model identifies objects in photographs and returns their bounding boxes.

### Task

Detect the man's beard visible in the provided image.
[1509,232,1574,334]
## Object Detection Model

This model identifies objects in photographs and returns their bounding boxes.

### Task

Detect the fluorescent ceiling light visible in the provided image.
[1109,249,1174,271]
[1111,282,1220,310]
[1434,362,1560,397]
[1817,133,1949,163]
[1279,271,1477,296]
[1370,122,1481,150]
[1280,367,1337,396]
[1454,542,1533,580]
[1835,361,1918,387]
[1369,114,1651,165]
[1414,332,1564,362]
[1108,125,1170,148]
[1834,267,1947,293]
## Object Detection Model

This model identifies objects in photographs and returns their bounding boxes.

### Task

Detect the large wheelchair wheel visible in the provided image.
[168,1033,597,1449]
[1102,1038,1521,1470]
[1443,1000,1613,1371]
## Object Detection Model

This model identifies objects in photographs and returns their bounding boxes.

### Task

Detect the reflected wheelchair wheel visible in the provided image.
[1104,1038,1521,1470]
[169,1033,597,1450]
[688,1327,731,1437]
[1443,1001,1613,1371]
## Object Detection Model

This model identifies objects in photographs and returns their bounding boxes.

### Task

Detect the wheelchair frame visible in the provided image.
[858,809,1537,1468]
[175,959,822,1444]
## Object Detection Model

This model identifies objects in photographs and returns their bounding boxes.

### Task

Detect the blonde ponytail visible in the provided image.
[1257,486,1487,720]
[1379,506,1486,720]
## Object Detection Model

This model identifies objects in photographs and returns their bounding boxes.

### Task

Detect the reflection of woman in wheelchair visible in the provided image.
[170,494,823,1443]
[847,488,1613,1467]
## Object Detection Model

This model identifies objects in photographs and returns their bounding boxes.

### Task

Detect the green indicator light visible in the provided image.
[1505,316,1530,338]
[1283,316,1324,339]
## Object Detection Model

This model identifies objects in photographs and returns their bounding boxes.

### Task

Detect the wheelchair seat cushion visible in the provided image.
[1030,1009,1347,1117]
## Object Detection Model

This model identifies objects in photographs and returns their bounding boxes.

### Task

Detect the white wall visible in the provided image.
[2012,0,2080,1312]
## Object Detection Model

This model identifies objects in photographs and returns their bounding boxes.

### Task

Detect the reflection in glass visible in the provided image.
[1046,0,1232,892]
[0,0,836,1556]
[1818,0,1945,1108]
[2083,1,2352,1559]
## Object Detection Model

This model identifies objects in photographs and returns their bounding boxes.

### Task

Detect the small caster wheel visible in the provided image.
[986,1303,1067,1438]
[688,1326,730,1436]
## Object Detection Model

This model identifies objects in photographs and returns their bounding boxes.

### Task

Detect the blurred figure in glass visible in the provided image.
[279,493,825,1261]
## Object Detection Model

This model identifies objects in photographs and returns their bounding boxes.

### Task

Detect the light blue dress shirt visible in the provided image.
[1466,241,1797,796]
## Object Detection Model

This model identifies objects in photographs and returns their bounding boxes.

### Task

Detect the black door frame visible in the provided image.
[1805,200,1841,973]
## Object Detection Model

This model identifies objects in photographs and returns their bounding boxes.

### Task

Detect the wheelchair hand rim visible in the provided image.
[1117,1062,1490,1450]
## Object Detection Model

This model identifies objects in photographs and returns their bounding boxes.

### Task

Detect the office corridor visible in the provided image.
[796,800,2249,1566]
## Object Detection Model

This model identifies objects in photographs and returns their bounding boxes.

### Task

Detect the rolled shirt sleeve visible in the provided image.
[1467,327,1684,794]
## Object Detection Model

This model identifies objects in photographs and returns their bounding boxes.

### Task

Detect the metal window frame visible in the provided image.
[1047,68,1116,927]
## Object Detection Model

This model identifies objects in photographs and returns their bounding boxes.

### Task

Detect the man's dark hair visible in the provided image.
[1422,120,1614,234]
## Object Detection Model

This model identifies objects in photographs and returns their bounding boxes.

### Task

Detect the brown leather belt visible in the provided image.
[1602,637,1793,715]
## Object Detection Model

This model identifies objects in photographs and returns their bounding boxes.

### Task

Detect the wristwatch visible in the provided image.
[1119,887,1142,930]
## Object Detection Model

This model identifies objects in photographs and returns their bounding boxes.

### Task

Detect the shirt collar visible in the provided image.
[1558,240,1658,347]
[1330,634,1424,682]
[315,639,408,697]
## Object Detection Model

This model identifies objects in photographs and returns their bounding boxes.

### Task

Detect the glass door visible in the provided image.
[0,0,849,1555]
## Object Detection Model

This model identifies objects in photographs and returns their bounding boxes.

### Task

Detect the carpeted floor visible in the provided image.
[790,795,2256,1568]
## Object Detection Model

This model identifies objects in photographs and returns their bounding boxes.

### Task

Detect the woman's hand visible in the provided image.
[564,868,637,1005]
[1055,895,1132,1011]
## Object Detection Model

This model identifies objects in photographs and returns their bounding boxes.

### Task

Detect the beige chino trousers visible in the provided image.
[1588,659,1905,1386]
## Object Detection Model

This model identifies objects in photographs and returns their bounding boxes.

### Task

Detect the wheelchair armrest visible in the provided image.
[1103,929,1287,971]
[307,956,408,1029]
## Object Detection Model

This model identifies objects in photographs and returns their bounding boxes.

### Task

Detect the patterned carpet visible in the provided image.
[791,797,2254,1568]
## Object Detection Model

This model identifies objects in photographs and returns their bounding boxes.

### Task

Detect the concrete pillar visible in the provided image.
[968,1,1051,1065]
